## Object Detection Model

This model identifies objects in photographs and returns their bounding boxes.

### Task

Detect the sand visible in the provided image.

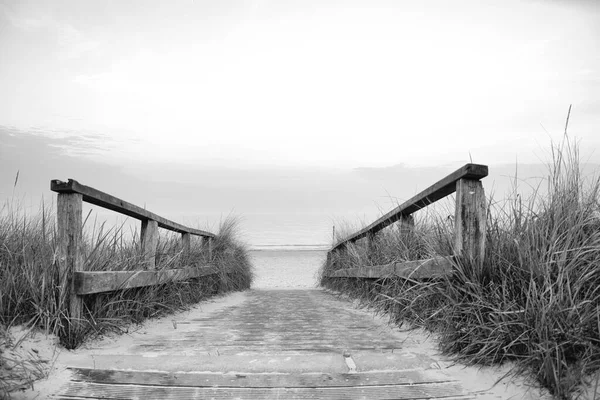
[6,291,558,400]
[249,249,325,289]
[3,250,598,399]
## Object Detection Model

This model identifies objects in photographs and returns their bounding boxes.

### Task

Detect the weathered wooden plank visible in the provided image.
[51,179,215,238]
[69,368,456,388]
[74,265,218,295]
[59,381,473,400]
[454,178,486,263]
[134,343,399,351]
[331,164,487,251]
[56,193,84,329]
[327,257,453,279]
[141,219,159,269]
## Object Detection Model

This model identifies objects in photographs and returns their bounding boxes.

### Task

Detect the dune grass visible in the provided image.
[320,137,600,399]
[0,196,253,394]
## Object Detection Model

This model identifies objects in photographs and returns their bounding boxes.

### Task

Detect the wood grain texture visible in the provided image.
[327,257,453,279]
[181,232,191,257]
[74,265,218,295]
[331,163,487,251]
[366,231,376,256]
[398,215,415,235]
[140,219,159,269]
[58,381,473,399]
[207,237,213,261]
[54,290,482,399]
[51,179,214,238]
[69,368,455,388]
[454,178,486,263]
[56,193,84,327]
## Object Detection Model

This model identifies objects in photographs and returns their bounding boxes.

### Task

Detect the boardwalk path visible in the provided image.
[53,289,499,399]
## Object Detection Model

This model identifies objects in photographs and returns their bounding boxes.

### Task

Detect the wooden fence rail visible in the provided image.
[51,179,216,330]
[325,163,488,279]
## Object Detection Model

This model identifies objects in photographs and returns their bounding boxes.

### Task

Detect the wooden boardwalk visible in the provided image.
[53,289,482,399]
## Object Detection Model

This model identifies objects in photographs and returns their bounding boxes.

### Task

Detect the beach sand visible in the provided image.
[4,250,597,399]
[249,249,325,289]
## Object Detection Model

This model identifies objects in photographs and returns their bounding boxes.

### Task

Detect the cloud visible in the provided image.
[1,124,137,160]
[3,6,101,59]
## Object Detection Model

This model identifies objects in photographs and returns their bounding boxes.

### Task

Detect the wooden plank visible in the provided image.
[58,381,473,400]
[141,219,159,269]
[51,179,215,238]
[69,368,456,388]
[454,179,486,263]
[331,164,487,251]
[327,257,453,279]
[74,265,218,295]
[56,193,84,329]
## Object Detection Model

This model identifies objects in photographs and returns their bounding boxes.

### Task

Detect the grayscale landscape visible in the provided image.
[1,1,599,399]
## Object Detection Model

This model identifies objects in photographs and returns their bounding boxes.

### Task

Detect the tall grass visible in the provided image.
[0,198,254,350]
[320,137,600,399]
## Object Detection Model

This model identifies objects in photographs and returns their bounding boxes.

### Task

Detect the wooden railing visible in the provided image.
[325,163,488,279]
[51,179,217,329]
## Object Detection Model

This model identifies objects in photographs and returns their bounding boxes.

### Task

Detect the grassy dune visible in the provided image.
[320,138,600,399]
[0,203,253,395]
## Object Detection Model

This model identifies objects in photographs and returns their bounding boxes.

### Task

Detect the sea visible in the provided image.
[81,210,338,289]
[75,208,365,290]
[232,212,333,289]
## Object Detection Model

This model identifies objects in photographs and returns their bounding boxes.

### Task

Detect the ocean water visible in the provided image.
[237,213,336,249]
[76,210,337,290]
[225,214,332,289]
[249,249,327,289]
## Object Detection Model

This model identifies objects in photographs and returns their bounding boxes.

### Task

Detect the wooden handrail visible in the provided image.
[74,265,220,295]
[51,179,214,238]
[327,257,453,279]
[326,163,488,280]
[52,178,216,333]
[331,163,487,251]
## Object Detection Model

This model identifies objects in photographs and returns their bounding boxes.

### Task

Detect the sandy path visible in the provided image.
[8,250,557,399]
[14,288,553,399]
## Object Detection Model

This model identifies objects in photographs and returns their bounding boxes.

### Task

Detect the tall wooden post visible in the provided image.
[454,178,486,264]
[141,219,159,269]
[57,193,84,330]
[181,232,191,263]
[366,232,376,260]
[207,237,213,261]
[399,215,415,236]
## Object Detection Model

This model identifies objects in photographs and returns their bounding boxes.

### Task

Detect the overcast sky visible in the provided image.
[1,0,599,169]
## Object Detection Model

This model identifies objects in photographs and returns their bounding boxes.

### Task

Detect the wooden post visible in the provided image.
[207,237,213,261]
[181,232,191,263]
[454,178,486,263]
[141,219,159,269]
[57,193,84,330]
[366,231,376,260]
[399,215,415,236]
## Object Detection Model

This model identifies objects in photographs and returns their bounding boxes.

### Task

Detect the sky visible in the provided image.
[1,0,599,246]
[1,0,599,168]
